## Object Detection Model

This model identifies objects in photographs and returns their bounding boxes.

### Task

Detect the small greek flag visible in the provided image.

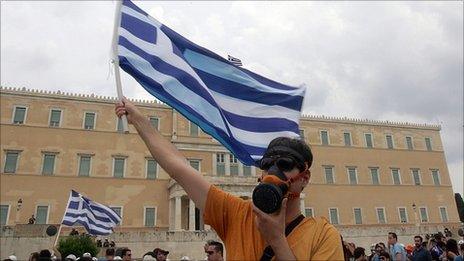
[227,55,243,67]
[62,190,121,235]
[117,0,306,166]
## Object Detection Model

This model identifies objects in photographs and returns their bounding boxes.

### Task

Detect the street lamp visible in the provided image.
[15,198,23,225]
[412,202,421,236]
[16,198,23,211]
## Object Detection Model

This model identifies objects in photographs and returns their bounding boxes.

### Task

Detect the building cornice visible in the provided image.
[1,86,441,130]
[301,114,441,131]
[0,86,169,110]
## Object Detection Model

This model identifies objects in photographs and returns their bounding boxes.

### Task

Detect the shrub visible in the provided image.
[57,234,98,257]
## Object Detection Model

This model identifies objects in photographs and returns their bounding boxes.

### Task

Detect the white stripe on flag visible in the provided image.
[118,0,306,166]
[62,191,120,236]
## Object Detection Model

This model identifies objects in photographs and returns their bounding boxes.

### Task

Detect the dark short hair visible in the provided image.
[414,235,423,242]
[208,241,224,255]
[353,247,365,259]
[38,249,51,260]
[379,252,390,258]
[143,252,156,258]
[260,137,313,171]
[121,248,131,256]
[446,239,459,255]
[106,248,115,256]
[30,252,40,261]
[388,232,398,240]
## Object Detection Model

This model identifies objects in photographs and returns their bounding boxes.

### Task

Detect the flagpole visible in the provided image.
[53,225,63,248]
[52,190,73,250]
[111,0,129,133]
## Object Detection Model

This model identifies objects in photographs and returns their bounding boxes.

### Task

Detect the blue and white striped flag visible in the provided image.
[117,0,306,166]
[62,190,121,235]
[227,55,243,67]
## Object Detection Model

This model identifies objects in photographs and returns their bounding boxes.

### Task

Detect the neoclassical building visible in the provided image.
[0,87,460,234]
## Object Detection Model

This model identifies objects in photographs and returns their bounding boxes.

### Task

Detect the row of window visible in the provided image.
[10,106,437,149]
[305,206,449,225]
[9,106,203,136]
[301,129,434,151]
[3,151,253,178]
[0,204,157,227]
[322,166,442,186]
[0,203,449,227]
[4,150,441,186]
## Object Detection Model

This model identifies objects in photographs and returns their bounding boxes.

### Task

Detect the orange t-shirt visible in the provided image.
[204,185,344,260]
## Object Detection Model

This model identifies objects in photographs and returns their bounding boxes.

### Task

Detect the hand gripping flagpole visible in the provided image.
[111,0,129,133]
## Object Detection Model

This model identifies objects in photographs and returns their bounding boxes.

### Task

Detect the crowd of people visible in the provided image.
[4,231,463,261]
[343,231,464,261]
[3,240,224,261]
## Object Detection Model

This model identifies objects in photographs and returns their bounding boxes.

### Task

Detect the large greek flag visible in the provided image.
[62,190,121,235]
[117,0,306,166]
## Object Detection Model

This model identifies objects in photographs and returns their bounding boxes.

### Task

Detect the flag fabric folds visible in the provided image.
[117,0,306,166]
[227,55,243,67]
[62,190,121,235]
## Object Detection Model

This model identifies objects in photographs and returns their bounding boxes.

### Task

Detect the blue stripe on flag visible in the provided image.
[183,49,302,94]
[121,13,157,44]
[118,0,306,166]
[194,69,303,110]
[118,36,219,108]
[68,201,79,210]
[62,220,110,236]
[62,190,120,236]
[122,0,149,17]
[118,56,256,165]
[64,212,113,230]
[221,110,299,133]
[81,201,120,224]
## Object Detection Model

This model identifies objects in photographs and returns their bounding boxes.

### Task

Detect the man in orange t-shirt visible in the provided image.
[116,98,344,260]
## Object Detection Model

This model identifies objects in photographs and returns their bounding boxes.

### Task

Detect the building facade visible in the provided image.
[0,87,460,235]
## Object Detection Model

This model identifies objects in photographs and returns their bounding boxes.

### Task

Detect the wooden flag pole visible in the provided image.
[111,0,129,133]
[51,190,73,253]
[53,224,63,248]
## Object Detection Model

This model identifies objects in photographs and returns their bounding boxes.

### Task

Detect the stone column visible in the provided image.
[172,110,178,140]
[175,196,181,230]
[189,200,196,231]
[169,198,174,230]
[238,162,244,176]
[252,166,257,177]
[212,153,217,176]
[225,154,231,176]
[300,193,306,213]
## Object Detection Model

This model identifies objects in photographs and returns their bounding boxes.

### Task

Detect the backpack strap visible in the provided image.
[260,214,305,261]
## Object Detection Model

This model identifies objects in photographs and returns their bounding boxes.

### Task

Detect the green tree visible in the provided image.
[455,193,464,222]
[57,234,99,257]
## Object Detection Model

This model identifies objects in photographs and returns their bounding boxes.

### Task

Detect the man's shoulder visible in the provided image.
[303,216,333,228]
[298,216,340,238]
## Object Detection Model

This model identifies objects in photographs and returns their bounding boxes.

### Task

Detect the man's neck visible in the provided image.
[285,198,302,224]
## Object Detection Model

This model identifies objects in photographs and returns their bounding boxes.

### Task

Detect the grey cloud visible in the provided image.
[1,1,462,192]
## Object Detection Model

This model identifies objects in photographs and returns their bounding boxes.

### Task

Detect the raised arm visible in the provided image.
[115,98,210,212]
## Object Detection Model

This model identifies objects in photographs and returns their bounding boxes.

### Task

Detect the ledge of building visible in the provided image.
[1,86,440,130]
[2,222,462,242]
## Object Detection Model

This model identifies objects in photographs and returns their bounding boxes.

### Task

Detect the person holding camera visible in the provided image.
[115,98,344,260]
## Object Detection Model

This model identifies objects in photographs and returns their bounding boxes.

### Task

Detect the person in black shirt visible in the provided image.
[411,235,432,261]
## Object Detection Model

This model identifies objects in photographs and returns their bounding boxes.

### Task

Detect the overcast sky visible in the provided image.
[1,1,462,194]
